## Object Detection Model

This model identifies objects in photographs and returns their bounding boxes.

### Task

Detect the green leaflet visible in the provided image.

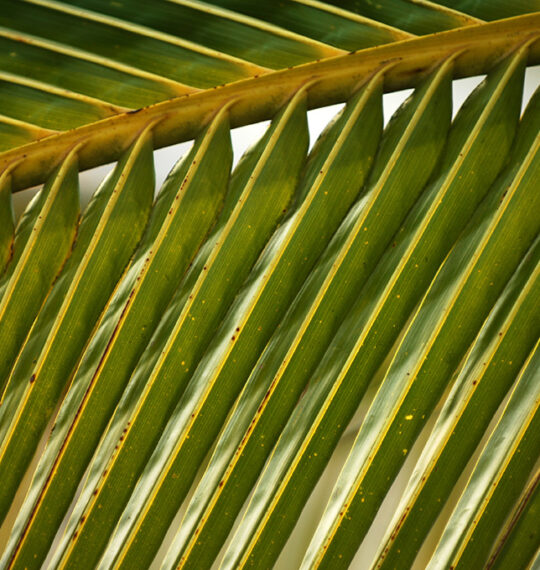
[57,0,345,68]
[220,47,527,569]
[189,0,409,51]
[0,128,155,541]
[163,59,453,570]
[320,0,481,34]
[374,234,540,569]
[302,64,537,570]
[2,109,233,570]
[0,0,262,91]
[60,71,381,570]
[0,34,191,109]
[38,92,308,570]
[0,151,79,395]
[488,469,540,570]
[431,0,539,20]
[427,340,540,569]
[0,171,14,275]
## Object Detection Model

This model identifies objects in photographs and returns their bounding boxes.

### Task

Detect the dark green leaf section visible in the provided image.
[375,234,540,569]
[0,172,14,275]
[202,0,407,50]
[0,35,186,109]
[0,130,155,555]
[427,341,540,569]
[0,78,121,132]
[0,152,79,397]
[163,60,453,570]
[431,0,540,20]
[488,469,540,570]
[221,48,527,569]
[320,0,480,34]
[302,59,537,569]
[32,94,307,570]
[60,0,343,68]
[82,74,382,570]
[0,0,257,90]
[2,111,233,570]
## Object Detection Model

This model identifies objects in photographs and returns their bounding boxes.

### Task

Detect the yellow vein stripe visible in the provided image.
[0,70,129,114]
[293,0,414,39]
[0,128,154,470]
[450,340,540,566]
[413,0,484,25]
[0,28,199,96]
[24,0,270,74]
[237,46,526,565]
[312,97,537,564]
[169,0,346,57]
[109,90,307,568]
[182,59,452,560]
[0,113,58,137]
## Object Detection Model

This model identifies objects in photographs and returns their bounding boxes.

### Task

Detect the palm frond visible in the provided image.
[0,2,539,569]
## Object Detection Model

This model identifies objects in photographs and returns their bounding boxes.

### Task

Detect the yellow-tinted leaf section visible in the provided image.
[0,130,155,532]
[0,151,79,395]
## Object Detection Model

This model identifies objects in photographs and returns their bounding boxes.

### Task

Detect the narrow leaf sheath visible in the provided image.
[51,89,310,570]
[303,52,537,570]
[1,110,233,570]
[163,59,453,570]
[222,47,527,569]
[57,74,379,570]
[0,171,14,276]
[0,129,155,532]
[0,151,79,395]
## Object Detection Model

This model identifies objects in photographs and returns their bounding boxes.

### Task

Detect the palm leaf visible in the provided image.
[0,1,538,569]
